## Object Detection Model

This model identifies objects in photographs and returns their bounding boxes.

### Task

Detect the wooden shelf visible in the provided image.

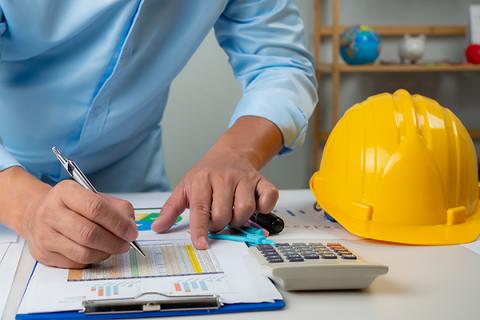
[311,0,480,172]
[318,25,467,37]
[317,63,480,73]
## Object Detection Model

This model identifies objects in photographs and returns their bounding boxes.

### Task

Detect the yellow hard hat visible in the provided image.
[310,89,480,245]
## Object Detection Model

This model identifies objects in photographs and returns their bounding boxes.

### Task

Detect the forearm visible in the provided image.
[206,116,283,170]
[0,167,50,235]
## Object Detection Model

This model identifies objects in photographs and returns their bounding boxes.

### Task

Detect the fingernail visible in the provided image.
[197,236,209,249]
[128,223,138,241]
[152,220,164,232]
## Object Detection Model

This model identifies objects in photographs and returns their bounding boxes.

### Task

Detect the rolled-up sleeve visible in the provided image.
[215,0,318,154]
[0,8,20,172]
[0,144,23,171]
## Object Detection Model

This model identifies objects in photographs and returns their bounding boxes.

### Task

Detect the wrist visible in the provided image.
[0,167,50,236]
[211,116,283,170]
[209,142,263,169]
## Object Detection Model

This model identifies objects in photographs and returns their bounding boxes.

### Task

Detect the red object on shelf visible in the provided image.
[465,44,480,64]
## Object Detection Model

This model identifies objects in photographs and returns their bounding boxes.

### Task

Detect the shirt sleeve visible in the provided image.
[0,9,18,172]
[214,0,318,154]
[0,144,23,172]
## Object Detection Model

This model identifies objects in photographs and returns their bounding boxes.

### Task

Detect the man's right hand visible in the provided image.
[0,167,138,269]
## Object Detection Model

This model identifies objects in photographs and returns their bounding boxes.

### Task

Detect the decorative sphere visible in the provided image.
[465,44,480,64]
[340,25,381,65]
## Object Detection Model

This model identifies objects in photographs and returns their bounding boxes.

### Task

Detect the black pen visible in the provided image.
[250,212,285,235]
[52,146,146,257]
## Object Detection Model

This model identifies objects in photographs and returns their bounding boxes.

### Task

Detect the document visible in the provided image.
[0,239,24,318]
[271,207,360,241]
[18,193,281,316]
[67,240,222,281]
[17,240,282,315]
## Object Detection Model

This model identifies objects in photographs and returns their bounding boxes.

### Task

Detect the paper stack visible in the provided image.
[0,225,24,319]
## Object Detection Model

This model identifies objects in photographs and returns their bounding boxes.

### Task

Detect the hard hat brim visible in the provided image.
[319,200,480,245]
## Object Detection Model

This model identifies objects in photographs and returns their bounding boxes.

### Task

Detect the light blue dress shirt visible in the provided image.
[0,0,317,192]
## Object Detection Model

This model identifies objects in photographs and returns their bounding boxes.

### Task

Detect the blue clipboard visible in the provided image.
[16,263,285,320]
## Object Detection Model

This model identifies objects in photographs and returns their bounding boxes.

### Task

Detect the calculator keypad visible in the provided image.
[256,242,357,263]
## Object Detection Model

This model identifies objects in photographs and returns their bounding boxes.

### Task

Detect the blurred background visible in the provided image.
[163,0,480,189]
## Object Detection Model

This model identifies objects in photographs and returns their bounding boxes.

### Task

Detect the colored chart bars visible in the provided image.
[88,281,140,298]
[68,241,222,281]
[135,211,183,231]
[173,274,230,294]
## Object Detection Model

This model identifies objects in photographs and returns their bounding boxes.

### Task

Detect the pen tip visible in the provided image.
[131,242,146,257]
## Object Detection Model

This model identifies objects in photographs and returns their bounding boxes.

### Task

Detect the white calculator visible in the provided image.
[249,241,388,291]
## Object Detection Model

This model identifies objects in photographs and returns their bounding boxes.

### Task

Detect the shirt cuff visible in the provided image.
[0,146,23,172]
[228,79,310,155]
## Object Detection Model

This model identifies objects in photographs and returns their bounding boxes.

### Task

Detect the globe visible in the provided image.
[340,25,380,65]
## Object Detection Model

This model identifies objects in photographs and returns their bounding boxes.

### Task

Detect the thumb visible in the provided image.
[152,182,188,233]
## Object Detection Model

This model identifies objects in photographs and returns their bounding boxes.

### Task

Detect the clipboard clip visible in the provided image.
[82,291,223,315]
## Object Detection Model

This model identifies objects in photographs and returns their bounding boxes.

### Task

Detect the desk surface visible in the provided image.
[4,190,480,320]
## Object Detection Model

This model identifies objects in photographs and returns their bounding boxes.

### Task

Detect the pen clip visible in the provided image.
[51,146,98,192]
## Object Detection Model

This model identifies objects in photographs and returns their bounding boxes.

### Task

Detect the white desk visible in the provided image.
[4,190,480,320]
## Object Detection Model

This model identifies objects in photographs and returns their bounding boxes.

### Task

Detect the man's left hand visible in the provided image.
[152,148,278,249]
[152,116,283,249]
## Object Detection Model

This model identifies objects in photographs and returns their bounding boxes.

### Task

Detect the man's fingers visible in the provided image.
[232,179,257,227]
[46,230,111,265]
[153,183,188,233]
[255,178,279,213]
[189,178,212,249]
[57,181,137,241]
[102,194,136,221]
[29,243,87,269]
[48,207,130,254]
[210,178,234,232]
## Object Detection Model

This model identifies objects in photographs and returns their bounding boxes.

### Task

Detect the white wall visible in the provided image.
[163,0,480,190]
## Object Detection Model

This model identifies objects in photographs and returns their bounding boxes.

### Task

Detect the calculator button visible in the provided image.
[317,250,333,255]
[257,244,274,250]
[327,243,341,246]
[299,251,317,256]
[275,243,291,247]
[321,254,337,259]
[287,257,304,262]
[257,247,275,253]
[267,257,284,263]
[292,243,308,247]
[285,253,302,258]
[303,254,320,259]
[262,252,280,257]
[279,250,297,255]
[341,255,357,260]
[263,253,281,258]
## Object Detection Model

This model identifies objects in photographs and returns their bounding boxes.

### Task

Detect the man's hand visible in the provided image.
[152,116,283,249]
[152,149,278,249]
[0,167,138,269]
[21,180,138,268]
